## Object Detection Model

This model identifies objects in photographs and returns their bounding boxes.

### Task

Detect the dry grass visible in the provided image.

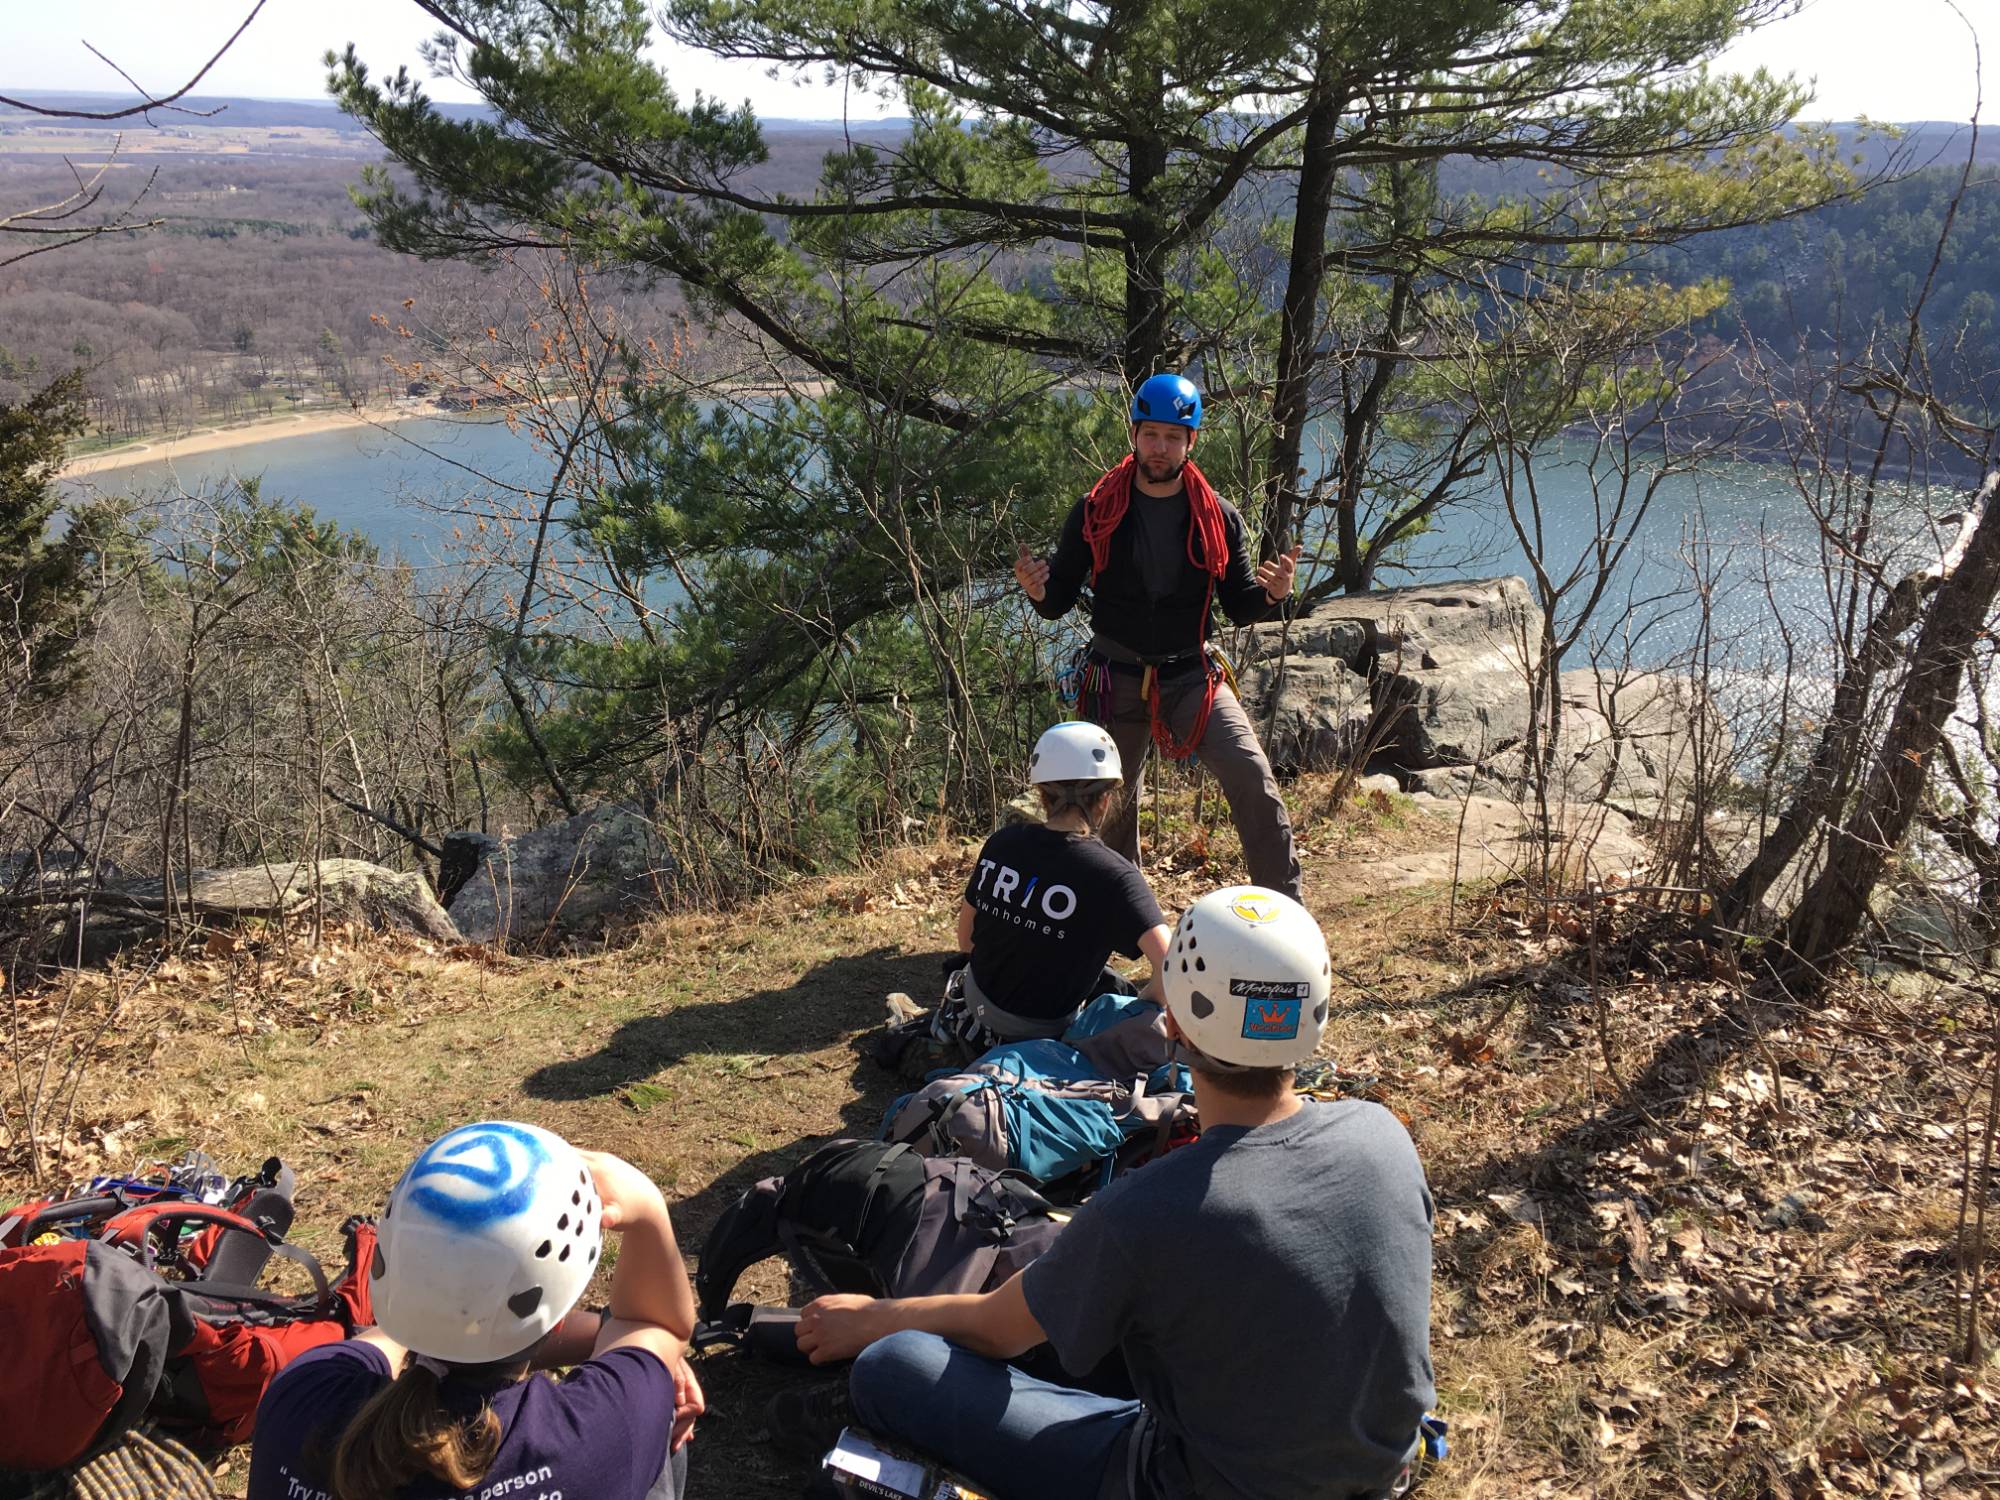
[4,772,1996,1497]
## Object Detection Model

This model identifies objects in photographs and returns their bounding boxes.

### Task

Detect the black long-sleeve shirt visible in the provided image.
[1031,487,1274,660]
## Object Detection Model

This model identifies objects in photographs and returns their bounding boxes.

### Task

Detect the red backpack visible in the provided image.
[0,1189,377,1478]
[0,1236,175,1473]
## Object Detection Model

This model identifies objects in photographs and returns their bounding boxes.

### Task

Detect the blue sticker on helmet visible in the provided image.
[402,1123,549,1226]
[1241,996,1302,1041]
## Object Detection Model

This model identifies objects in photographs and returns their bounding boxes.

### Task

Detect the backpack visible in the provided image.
[134,1206,379,1448]
[1061,994,1185,1084]
[0,1238,175,1475]
[880,1036,1196,1191]
[0,1178,377,1478]
[695,1140,1063,1332]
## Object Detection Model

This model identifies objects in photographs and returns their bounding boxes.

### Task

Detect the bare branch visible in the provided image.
[0,1,270,122]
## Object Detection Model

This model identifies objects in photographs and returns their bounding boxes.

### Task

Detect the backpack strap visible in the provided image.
[98,1204,333,1311]
[916,1088,975,1158]
[174,1241,332,1311]
[948,1160,1055,1238]
[3,1192,131,1247]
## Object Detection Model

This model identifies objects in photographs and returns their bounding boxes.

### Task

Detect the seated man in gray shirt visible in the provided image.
[790,885,1436,1500]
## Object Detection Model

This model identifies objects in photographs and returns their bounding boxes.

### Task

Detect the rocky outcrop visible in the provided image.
[443,803,678,948]
[1235,576,1723,819]
[110,859,461,940]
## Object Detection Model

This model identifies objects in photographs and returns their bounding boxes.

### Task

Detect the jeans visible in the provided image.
[848,1331,1142,1500]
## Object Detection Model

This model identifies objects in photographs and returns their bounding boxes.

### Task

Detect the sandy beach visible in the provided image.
[62,404,436,479]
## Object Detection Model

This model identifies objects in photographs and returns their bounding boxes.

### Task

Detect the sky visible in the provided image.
[1,0,1991,125]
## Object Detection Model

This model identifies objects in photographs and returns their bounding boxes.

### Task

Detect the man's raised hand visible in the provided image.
[1014,543,1051,603]
[1256,544,1302,604]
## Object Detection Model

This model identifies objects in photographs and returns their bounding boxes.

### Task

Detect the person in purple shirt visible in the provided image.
[249,1121,702,1500]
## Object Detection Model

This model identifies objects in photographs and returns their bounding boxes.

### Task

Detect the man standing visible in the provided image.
[1015,374,1303,900]
[786,885,1436,1500]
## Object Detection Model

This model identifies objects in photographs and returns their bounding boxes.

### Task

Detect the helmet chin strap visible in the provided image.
[1170,1034,1270,1077]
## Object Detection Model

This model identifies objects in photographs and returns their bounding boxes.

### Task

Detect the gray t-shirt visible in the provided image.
[1021,1100,1434,1500]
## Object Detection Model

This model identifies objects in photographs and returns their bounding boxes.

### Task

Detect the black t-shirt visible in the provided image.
[964,822,1165,1021]
[1128,484,1190,601]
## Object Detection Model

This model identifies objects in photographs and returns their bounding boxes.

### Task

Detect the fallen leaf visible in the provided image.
[1718,1281,1778,1317]
[1445,1031,1496,1066]
[1623,1198,1655,1281]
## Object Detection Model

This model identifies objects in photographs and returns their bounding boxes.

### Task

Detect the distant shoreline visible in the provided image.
[60,381,837,480]
[62,404,441,479]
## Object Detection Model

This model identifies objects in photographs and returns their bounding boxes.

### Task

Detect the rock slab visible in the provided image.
[1234,576,1725,818]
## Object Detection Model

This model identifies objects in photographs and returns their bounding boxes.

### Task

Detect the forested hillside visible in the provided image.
[0,101,904,435]
[1662,164,2000,416]
[1,98,1993,442]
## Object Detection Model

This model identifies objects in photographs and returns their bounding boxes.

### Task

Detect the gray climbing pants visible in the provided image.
[1096,667,1302,901]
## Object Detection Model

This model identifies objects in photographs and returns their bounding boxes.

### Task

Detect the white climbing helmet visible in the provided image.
[371,1120,602,1365]
[1162,886,1333,1070]
[1029,721,1121,784]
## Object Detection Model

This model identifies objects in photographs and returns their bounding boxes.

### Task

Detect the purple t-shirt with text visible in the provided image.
[247,1341,675,1500]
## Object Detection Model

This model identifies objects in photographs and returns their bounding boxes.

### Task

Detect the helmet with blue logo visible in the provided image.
[371,1120,602,1364]
[1130,373,1202,431]
[1162,886,1332,1070]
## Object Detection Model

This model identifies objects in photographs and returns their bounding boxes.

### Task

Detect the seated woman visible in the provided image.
[248,1121,701,1500]
[949,721,1172,1043]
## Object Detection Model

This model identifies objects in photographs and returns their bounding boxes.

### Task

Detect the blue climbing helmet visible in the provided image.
[1130,373,1202,431]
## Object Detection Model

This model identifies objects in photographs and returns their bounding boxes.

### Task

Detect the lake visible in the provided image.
[63,413,1960,673]
[63,415,549,566]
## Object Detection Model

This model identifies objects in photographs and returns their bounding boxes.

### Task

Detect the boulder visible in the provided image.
[1234,653,1374,773]
[444,803,677,948]
[1235,577,1726,817]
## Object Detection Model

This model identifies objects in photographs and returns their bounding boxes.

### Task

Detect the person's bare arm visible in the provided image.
[1136,923,1171,1002]
[958,899,976,953]
[796,1273,1046,1365]
[580,1152,697,1365]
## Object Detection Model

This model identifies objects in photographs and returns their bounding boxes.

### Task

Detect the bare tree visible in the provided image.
[0,2,270,265]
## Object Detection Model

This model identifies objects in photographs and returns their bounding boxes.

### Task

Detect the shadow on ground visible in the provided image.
[523,945,950,1101]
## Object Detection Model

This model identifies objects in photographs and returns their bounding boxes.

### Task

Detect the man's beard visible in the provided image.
[1139,455,1186,484]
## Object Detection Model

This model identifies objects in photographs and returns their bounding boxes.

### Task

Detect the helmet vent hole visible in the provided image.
[558,1244,571,1263]
[1315,1002,1329,1024]
[557,1213,569,1231]
[507,1286,543,1319]
[370,1246,386,1281]
[1179,959,1187,973]
[578,1169,588,1185]
[1194,956,1205,972]
[589,1246,598,1264]
[571,1190,581,1206]
[1186,935,1197,950]
[575,1218,585,1236]
[535,1240,551,1259]
[1190,989,1215,1020]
